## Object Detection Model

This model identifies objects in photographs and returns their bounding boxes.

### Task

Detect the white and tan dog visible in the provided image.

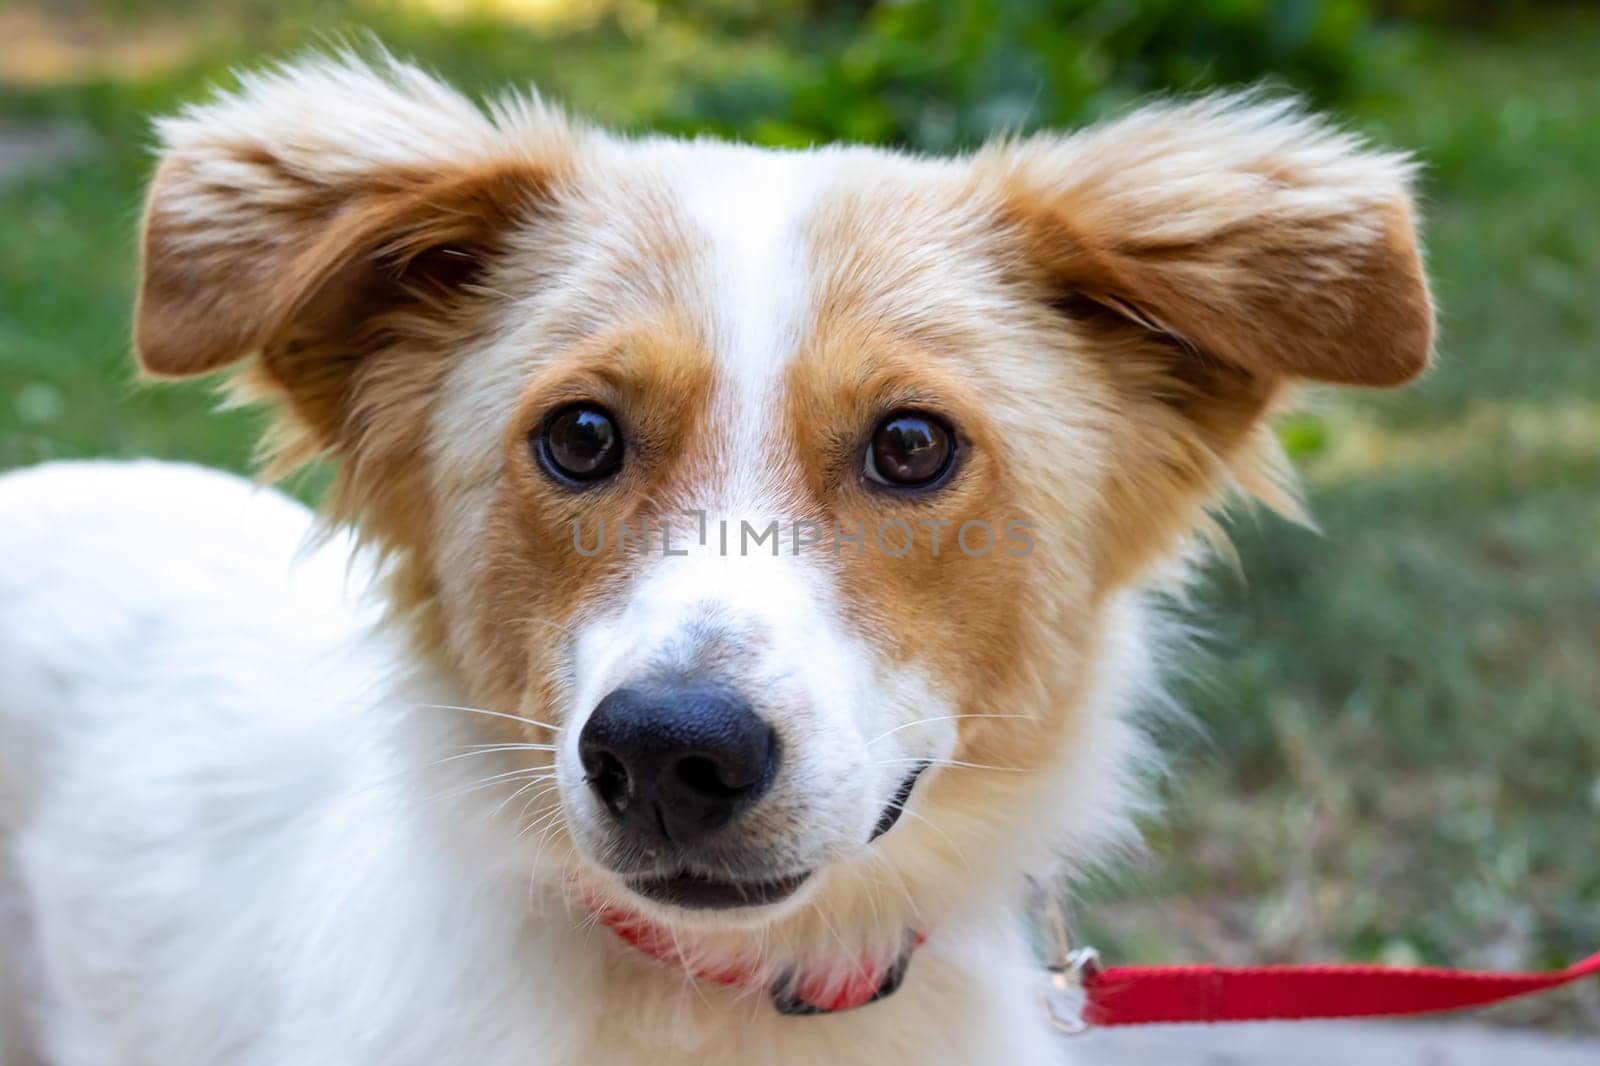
[0,54,1431,1065]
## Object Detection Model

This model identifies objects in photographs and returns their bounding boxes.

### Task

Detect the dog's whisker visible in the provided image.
[425,768,558,803]
[866,713,1032,746]
[528,808,572,873]
[521,800,563,835]
[514,788,565,833]
[427,744,557,769]
[491,775,562,822]
[516,811,566,851]
[812,904,854,971]
[519,807,565,845]
[861,851,924,921]
[855,859,885,934]
[413,703,561,733]
[515,780,562,821]
[873,757,1037,774]
[881,801,972,871]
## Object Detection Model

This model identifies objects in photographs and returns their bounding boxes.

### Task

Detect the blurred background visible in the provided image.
[1,0,1595,1034]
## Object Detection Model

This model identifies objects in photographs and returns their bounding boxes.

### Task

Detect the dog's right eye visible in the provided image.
[865,411,956,490]
[537,404,623,485]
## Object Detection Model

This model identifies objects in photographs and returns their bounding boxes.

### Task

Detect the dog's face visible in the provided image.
[135,59,1430,937]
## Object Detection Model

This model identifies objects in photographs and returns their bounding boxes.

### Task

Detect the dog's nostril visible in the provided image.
[588,751,631,816]
[674,755,749,799]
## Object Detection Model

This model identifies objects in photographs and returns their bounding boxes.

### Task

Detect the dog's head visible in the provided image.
[135,56,1429,951]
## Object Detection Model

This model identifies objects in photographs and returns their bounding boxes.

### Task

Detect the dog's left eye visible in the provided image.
[865,411,955,488]
[537,404,623,484]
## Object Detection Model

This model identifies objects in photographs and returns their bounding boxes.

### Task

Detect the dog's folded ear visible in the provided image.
[989,94,1433,390]
[135,53,573,439]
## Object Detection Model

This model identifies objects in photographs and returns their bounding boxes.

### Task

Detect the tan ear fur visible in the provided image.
[133,54,575,442]
[979,95,1433,589]
[137,158,553,373]
[990,94,1434,389]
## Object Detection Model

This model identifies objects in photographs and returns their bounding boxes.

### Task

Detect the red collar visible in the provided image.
[593,902,924,1015]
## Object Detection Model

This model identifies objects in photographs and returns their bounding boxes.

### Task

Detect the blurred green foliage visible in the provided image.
[664,0,1388,149]
[8,0,1401,148]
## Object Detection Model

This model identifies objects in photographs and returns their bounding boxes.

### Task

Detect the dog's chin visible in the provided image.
[626,868,814,912]
[577,862,822,927]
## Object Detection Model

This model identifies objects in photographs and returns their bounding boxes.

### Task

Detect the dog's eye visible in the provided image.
[865,411,955,489]
[538,404,623,484]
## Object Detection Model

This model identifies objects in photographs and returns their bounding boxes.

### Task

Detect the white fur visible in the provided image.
[0,460,1108,1064]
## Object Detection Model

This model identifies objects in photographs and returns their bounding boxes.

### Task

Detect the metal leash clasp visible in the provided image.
[1031,877,1100,1036]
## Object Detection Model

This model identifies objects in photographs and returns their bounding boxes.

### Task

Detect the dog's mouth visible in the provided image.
[869,760,930,842]
[609,762,931,911]
[628,868,813,910]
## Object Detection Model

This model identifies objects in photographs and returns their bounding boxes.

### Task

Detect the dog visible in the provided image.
[0,53,1432,1065]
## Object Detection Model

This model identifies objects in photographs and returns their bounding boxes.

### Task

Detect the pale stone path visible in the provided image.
[1077,1020,1600,1064]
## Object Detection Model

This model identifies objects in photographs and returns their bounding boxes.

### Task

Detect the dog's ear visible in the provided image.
[983,96,1433,583]
[990,94,1433,391]
[135,54,574,442]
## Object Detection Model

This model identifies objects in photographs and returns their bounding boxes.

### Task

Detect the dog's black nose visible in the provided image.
[579,681,777,846]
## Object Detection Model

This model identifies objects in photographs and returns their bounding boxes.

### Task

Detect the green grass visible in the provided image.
[1077,20,1600,1030]
[2,1,1596,1032]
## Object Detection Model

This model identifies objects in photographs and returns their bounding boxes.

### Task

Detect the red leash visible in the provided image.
[597,886,1600,1026]
[1082,948,1600,1026]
